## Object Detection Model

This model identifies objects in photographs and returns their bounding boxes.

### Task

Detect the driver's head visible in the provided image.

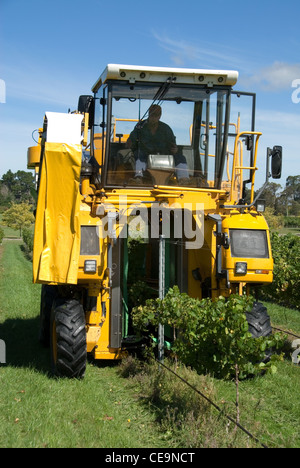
[148,104,162,122]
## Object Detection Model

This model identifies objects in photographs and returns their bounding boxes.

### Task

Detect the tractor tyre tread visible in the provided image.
[245,302,272,338]
[50,299,87,379]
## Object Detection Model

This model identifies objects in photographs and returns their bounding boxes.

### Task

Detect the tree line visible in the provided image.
[0,169,36,207]
[253,175,300,230]
[1,169,299,212]
[259,175,300,217]
[0,170,36,238]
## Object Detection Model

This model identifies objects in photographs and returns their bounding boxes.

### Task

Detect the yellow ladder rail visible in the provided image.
[230,131,262,203]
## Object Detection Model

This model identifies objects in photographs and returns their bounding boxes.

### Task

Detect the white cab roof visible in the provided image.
[92,64,238,92]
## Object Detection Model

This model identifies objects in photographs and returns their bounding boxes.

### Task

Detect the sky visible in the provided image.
[1,0,300,189]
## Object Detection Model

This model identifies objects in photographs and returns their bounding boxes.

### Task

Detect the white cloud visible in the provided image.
[151,31,251,71]
[152,32,300,95]
[7,72,78,109]
[240,62,300,91]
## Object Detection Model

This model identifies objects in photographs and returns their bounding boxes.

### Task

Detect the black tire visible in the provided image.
[39,285,58,347]
[246,302,272,362]
[50,299,87,379]
[245,302,272,338]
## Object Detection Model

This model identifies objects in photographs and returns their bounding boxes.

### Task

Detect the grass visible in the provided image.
[119,350,300,448]
[265,301,300,335]
[0,363,167,448]
[212,360,300,448]
[0,240,299,448]
[0,241,167,448]
[276,227,300,236]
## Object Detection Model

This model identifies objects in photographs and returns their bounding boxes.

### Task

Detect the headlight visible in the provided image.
[230,229,269,258]
[80,226,100,255]
[235,262,247,275]
[84,260,97,273]
[256,200,266,212]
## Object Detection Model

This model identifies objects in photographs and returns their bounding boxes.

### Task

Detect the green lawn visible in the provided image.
[0,241,167,448]
[266,302,300,335]
[0,240,299,448]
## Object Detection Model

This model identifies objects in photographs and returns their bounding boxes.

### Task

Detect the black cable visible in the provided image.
[137,76,176,125]
[272,327,300,340]
[31,129,39,144]
[147,353,269,449]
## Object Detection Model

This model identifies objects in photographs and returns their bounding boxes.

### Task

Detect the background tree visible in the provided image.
[285,175,300,215]
[0,170,36,209]
[275,175,300,216]
[257,182,282,213]
[2,202,34,236]
[263,207,284,230]
[255,176,300,218]
[286,175,300,200]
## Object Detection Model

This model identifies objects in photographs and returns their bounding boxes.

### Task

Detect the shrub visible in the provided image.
[0,227,4,244]
[132,287,284,380]
[284,216,300,228]
[2,202,34,236]
[264,207,284,230]
[262,232,300,309]
[22,227,34,254]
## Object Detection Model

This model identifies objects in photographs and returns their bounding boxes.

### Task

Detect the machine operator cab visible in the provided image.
[79,64,242,192]
[78,63,282,206]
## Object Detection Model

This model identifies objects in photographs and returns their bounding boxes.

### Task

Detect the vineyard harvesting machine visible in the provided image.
[27,64,282,378]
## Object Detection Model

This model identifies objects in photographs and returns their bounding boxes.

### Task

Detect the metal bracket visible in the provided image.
[207,214,230,289]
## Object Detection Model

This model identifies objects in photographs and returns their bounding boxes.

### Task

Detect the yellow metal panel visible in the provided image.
[33,142,82,284]
[222,212,273,284]
[27,145,41,168]
[86,325,102,352]
[222,211,269,231]
[93,132,105,166]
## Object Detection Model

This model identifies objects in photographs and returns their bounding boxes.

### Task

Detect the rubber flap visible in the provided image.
[33,142,82,284]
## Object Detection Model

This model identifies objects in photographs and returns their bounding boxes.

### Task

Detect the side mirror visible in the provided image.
[271,145,282,179]
[78,95,95,129]
[78,95,93,113]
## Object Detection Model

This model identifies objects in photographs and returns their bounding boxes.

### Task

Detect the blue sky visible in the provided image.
[1,0,300,188]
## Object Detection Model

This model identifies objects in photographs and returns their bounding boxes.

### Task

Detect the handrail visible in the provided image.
[230,131,262,203]
[112,118,139,142]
